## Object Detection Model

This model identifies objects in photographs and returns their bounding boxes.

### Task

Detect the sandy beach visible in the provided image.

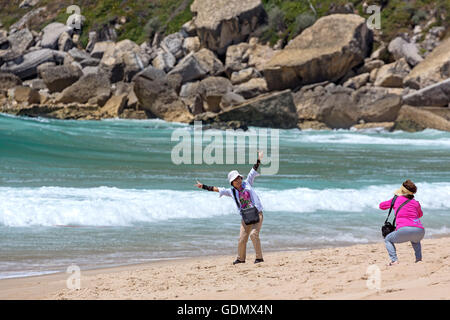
[0,236,449,300]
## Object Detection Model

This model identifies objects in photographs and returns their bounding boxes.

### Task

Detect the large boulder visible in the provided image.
[353,86,403,123]
[40,64,83,93]
[7,28,34,56]
[41,22,73,49]
[190,0,266,55]
[264,14,372,91]
[90,41,115,59]
[316,86,358,129]
[56,72,112,106]
[168,48,224,83]
[100,94,128,118]
[358,94,402,123]
[374,58,411,88]
[403,37,450,89]
[68,47,91,62]
[160,32,185,59]
[152,49,176,72]
[198,76,233,112]
[99,39,148,82]
[394,105,450,132]
[225,40,278,74]
[208,89,298,129]
[0,49,56,79]
[133,67,193,123]
[387,37,423,67]
[10,85,40,104]
[402,78,450,107]
[295,84,403,128]
[233,77,268,99]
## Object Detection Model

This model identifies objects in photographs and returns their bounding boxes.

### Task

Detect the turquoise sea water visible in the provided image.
[1,113,450,279]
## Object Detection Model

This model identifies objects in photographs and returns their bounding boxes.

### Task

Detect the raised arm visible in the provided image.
[246,151,262,186]
[379,199,392,210]
[379,196,397,210]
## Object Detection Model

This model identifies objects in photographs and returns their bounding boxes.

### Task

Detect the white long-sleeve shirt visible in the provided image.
[218,168,263,213]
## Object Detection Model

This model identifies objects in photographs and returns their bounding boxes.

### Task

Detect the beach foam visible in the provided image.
[1,182,449,227]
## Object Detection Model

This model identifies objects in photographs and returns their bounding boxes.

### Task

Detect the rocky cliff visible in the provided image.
[0,0,449,131]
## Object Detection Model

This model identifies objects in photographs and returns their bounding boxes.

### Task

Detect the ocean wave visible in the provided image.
[287,132,450,147]
[1,182,449,227]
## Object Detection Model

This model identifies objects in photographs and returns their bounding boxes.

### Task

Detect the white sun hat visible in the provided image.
[228,170,243,185]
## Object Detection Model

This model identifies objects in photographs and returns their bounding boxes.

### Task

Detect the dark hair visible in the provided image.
[403,180,417,199]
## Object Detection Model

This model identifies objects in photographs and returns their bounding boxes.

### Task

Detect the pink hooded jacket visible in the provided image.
[379,196,424,230]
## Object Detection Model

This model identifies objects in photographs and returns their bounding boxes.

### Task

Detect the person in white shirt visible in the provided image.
[195,151,264,265]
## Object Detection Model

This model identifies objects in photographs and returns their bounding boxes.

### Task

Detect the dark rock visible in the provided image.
[40,64,83,93]
[133,69,193,123]
[58,31,74,52]
[57,72,111,106]
[403,78,450,107]
[68,48,91,62]
[0,49,56,79]
[201,90,298,129]
[168,48,224,84]
[317,86,358,129]
[198,76,233,112]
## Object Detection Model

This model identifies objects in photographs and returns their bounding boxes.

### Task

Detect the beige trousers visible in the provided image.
[237,212,263,261]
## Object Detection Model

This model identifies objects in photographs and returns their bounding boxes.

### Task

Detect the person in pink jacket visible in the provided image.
[379,180,425,266]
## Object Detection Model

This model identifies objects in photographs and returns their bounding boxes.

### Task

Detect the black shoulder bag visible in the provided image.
[381,196,411,238]
[232,189,260,225]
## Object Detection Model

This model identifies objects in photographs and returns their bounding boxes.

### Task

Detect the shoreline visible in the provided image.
[3,232,450,282]
[1,235,449,300]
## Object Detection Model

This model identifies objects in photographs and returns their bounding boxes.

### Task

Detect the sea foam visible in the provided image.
[1,182,449,227]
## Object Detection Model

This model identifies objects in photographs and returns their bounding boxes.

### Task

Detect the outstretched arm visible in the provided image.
[195,181,219,192]
[195,181,233,198]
